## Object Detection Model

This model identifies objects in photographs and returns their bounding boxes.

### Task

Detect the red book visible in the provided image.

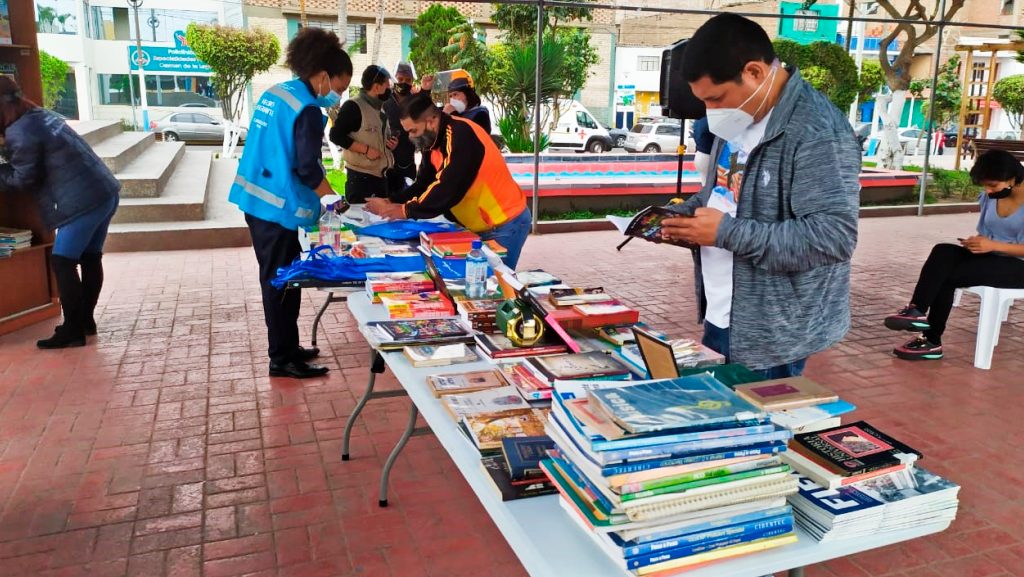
[420,230,480,251]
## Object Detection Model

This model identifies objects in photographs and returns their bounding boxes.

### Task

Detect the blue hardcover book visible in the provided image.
[501,436,556,480]
[613,505,793,547]
[626,517,795,569]
[594,426,794,465]
[550,451,620,515]
[616,511,794,559]
[589,374,764,434]
[600,442,788,477]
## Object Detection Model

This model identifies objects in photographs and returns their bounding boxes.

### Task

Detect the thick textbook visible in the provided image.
[793,421,921,476]
[589,374,763,434]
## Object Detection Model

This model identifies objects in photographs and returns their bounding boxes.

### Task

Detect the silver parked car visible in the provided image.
[625,122,681,153]
[151,111,247,143]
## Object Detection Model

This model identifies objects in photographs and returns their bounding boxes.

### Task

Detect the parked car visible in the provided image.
[547,101,613,152]
[601,122,629,148]
[625,121,681,153]
[151,111,247,143]
[179,102,214,108]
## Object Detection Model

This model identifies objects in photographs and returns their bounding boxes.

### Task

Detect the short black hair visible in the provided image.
[400,92,439,121]
[361,65,390,91]
[450,85,481,110]
[683,13,775,84]
[970,150,1024,185]
[286,27,353,80]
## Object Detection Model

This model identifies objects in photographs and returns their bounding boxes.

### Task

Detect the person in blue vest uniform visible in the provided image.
[229,27,353,379]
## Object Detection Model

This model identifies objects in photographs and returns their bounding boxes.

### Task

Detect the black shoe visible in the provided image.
[296,346,320,361]
[37,326,86,349]
[893,336,943,361]
[269,360,329,379]
[884,305,930,332]
[84,319,97,336]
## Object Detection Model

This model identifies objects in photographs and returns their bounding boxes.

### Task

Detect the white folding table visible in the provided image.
[341,292,950,577]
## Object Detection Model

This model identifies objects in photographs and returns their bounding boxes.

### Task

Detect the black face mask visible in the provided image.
[380,88,393,102]
[988,186,1013,200]
[394,83,412,97]
[412,129,437,150]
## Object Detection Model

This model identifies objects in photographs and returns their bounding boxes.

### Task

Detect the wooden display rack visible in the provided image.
[0,0,57,335]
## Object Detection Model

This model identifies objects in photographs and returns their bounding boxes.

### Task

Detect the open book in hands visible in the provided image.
[607,206,697,249]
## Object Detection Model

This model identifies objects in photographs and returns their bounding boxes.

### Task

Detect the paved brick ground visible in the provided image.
[1,212,1022,577]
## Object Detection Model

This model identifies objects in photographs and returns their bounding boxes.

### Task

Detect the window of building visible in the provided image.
[299,20,368,54]
[1003,0,1014,16]
[89,7,216,42]
[98,73,218,107]
[793,9,819,33]
[636,56,659,72]
[35,0,78,34]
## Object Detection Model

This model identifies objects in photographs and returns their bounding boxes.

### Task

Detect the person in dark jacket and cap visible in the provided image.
[442,70,491,134]
[383,61,430,197]
[0,76,121,349]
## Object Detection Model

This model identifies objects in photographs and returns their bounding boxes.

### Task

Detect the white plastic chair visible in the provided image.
[952,286,1024,369]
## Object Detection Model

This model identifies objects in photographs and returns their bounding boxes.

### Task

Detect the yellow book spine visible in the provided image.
[636,534,799,576]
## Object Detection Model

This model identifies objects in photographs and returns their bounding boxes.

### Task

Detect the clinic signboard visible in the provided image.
[128,30,212,74]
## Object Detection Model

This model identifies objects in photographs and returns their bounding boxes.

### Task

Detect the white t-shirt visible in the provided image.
[700,111,772,329]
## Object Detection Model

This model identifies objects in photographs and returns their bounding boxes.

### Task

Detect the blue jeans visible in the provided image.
[481,208,532,270]
[54,195,119,259]
[701,321,807,379]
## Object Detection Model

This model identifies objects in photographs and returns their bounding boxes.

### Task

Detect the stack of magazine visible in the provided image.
[540,374,800,575]
[0,227,32,258]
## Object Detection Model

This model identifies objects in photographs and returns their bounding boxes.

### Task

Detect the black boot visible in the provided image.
[79,252,104,336]
[38,255,86,349]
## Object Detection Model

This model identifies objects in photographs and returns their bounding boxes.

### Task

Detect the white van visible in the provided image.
[547,101,614,153]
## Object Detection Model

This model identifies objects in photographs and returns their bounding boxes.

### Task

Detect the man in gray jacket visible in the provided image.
[662,13,861,377]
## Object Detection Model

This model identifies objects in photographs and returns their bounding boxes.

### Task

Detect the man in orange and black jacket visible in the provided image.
[366,93,531,268]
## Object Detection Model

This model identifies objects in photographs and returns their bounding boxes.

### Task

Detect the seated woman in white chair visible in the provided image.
[886,149,1024,360]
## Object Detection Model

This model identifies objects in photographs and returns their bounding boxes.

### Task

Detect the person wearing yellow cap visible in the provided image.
[442,70,491,134]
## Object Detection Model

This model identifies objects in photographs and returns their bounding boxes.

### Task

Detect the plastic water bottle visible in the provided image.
[319,204,340,250]
[465,240,488,298]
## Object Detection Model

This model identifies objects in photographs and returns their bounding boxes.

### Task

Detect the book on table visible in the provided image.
[442,386,531,421]
[364,271,434,302]
[513,269,563,288]
[380,291,455,319]
[462,408,548,454]
[480,455,558,501]
[525,351,633,382]
[475,332,569,360]
[427,369,506,397]
[498,361,556,400]
[363,318,474,349]
[500,435,556,480]
[791,421,922,477]
[734,376,839,411]
[403,343,478,367]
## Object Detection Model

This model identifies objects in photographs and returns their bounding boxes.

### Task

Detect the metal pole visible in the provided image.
[917,0,946,217]
[128,0,149,131]
[531,0,543,234]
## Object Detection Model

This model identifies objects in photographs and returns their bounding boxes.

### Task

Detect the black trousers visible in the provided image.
[911,243,1024,344]
[386,163,416,199]
[246,214,301,365]
[344,169,388,204]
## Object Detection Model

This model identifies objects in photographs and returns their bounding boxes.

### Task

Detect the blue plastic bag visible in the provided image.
[353,220,459,241]
[271,244,467,289]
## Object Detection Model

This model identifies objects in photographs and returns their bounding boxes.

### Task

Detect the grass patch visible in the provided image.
[539,208,637,221]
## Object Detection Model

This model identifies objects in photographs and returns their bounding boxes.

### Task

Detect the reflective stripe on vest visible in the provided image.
[234,175,285,209]
[266,84,305,113]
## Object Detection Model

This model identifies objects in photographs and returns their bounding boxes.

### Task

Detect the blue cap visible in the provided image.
[471,240,482,249]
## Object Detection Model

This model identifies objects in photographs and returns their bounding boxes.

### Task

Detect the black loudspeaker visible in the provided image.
[659,39,706,120]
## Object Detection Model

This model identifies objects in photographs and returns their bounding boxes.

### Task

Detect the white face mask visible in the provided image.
[449,97,467,114]
[705,66,777,143]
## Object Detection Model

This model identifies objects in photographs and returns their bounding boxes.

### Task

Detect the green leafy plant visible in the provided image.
[993,74,1024,138]
[491,1,595,41]
[186,24,280,123]
[920,55,962,130]
[38,49,69,109]
[772,39,857,111]
[857,61,885,104]
[442,20,492,96]
[409,5,467,76]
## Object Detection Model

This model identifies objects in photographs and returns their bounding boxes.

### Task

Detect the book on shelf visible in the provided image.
[500,435,556,480]
[443,386,531,421]
[792,421,921,477]
[526,351,632,382]
[427,369,506,397]
[734,376,839,411]
[588,374,764,435]
[462,408,548,453]
[480,455,557,501]
[402,343,478,368]
[606,206,698,250]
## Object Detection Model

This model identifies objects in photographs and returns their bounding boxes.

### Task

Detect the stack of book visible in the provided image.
[497,352,633,401]
[481,436,560,501]
[616,339,725,374]
[379,291,455,319]
[541,374,800,575]
[475,332,569,361]
[784,421,959,541]
[364,271,434,303]
[0,227,31,258]
[362,318,475,351]
[419,229,506,259]
[457,298,503,332]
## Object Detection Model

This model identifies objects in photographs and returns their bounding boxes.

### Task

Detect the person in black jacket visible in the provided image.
[443,74,491,135]
[0,76,121,349]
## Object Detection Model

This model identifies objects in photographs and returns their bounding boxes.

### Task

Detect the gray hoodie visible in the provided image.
[676,67,861,369]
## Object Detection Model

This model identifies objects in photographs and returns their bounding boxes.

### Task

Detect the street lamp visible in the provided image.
[148,11,160,42]
[127,0,150,131]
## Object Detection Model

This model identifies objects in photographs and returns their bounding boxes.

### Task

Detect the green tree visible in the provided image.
[491,42,565,152]
[993,75,1024,138]
[36,6,56,33]
[408,5,467,76]
[38,49,69,109]
[491,1,594,41]
[771,39,857,111]
[557,27,599,99]
[185,24,280,123]
[442,20,492,96]
[857,60,885,104]
[920,54,961,130]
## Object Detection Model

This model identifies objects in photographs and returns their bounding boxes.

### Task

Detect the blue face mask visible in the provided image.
[315,75,341,108]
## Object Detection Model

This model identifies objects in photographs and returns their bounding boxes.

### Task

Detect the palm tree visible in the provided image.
[37,6,56,33]
[56,13,74,34]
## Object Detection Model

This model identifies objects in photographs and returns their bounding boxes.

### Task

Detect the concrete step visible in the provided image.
[71,120,123,147]
[93,131,157,173]
[116,142,187,198]
[106,157,250,252]
[111,151,212,224]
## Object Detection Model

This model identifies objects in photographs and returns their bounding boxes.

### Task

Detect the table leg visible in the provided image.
[341,347,383,461]
[788,567,805,577]
[310,291,334,347]
[379,403,419,507]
